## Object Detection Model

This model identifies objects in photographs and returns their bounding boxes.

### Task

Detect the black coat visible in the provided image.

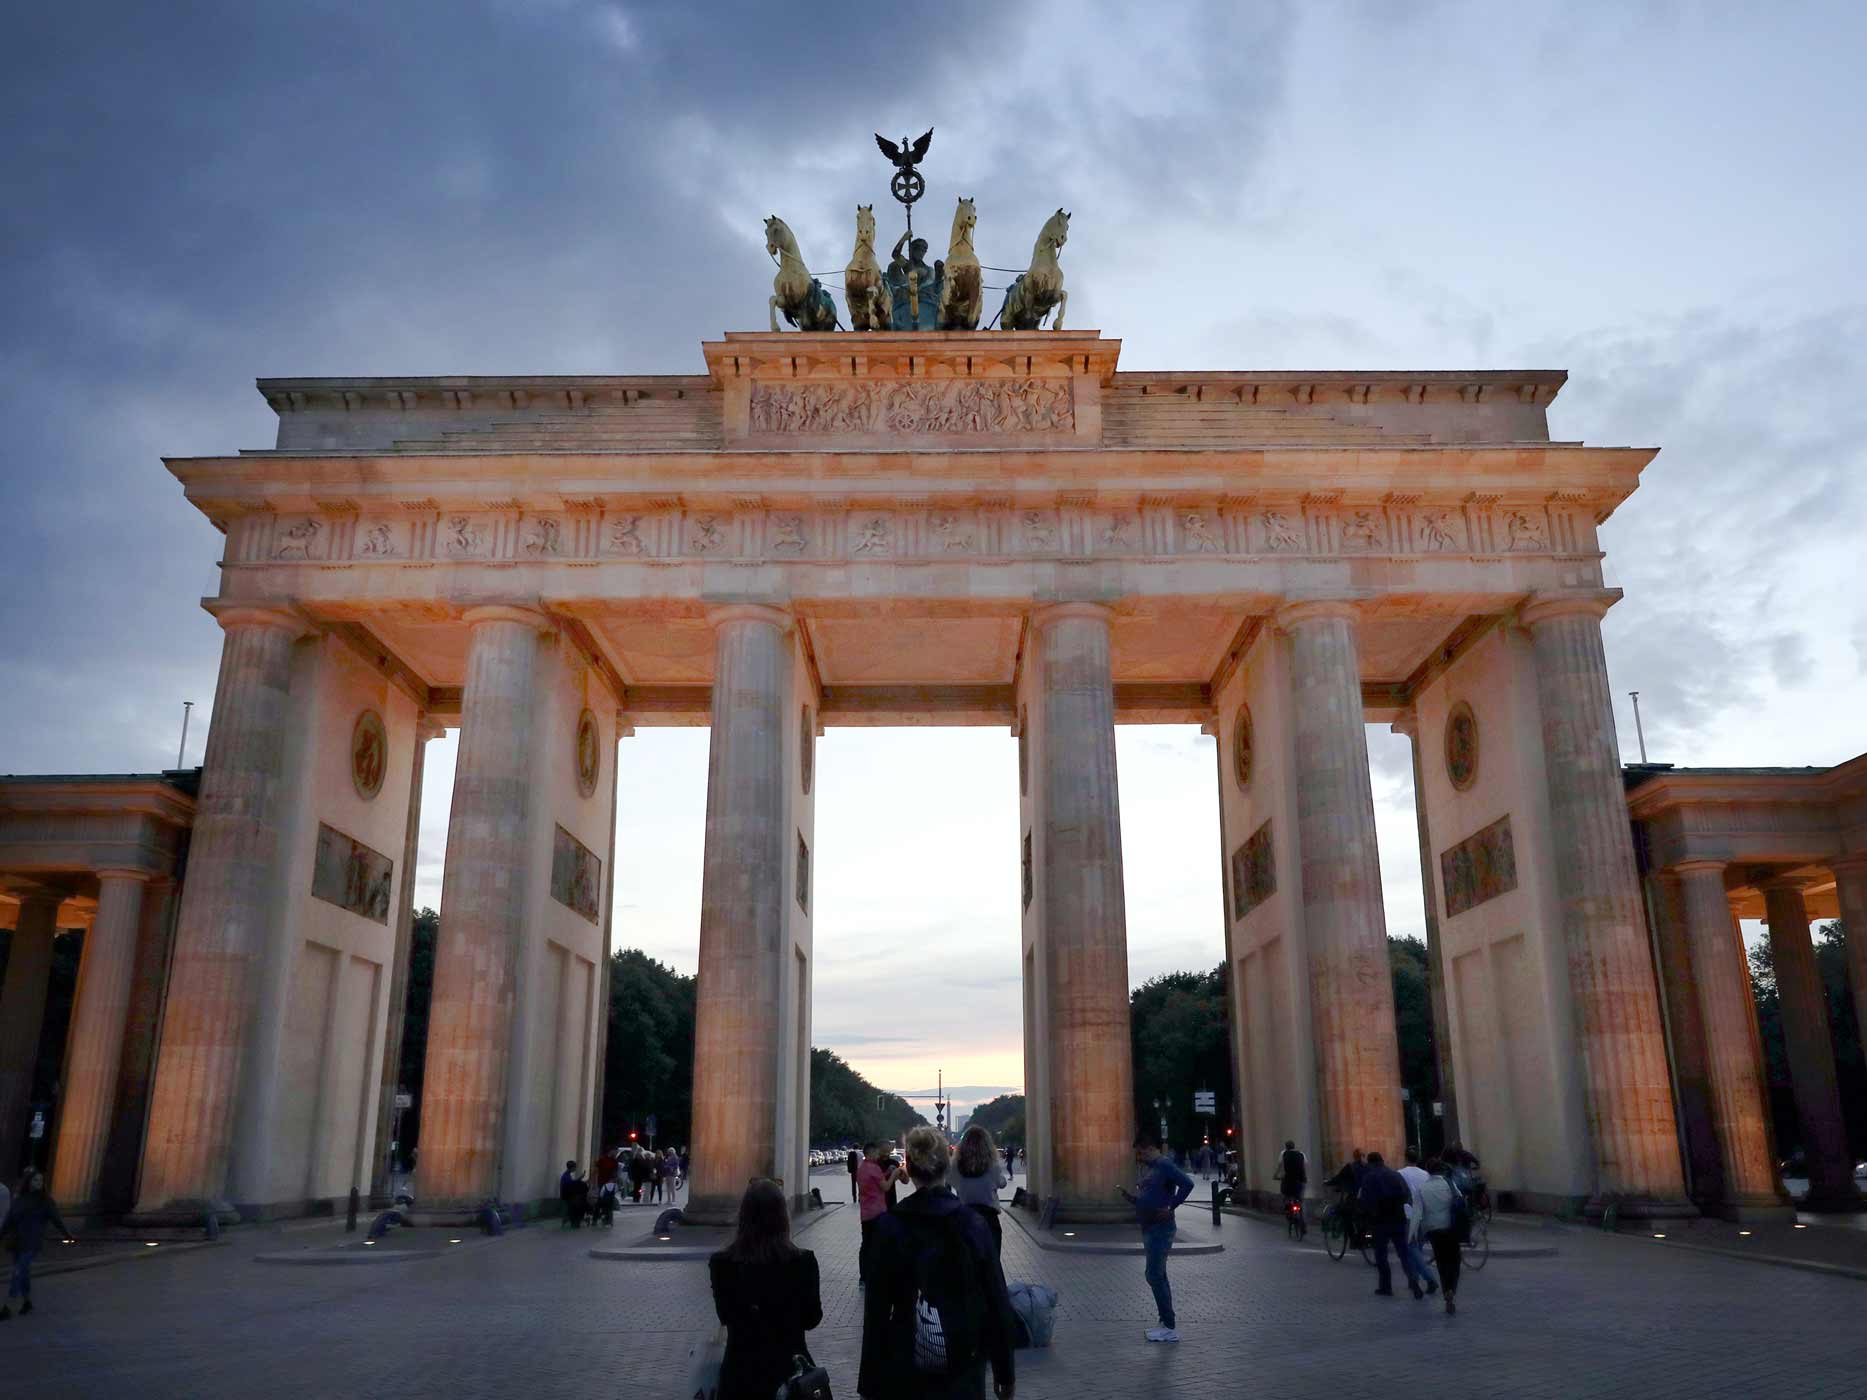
[708,1247,822,1400]
[859,1185,1015,1399]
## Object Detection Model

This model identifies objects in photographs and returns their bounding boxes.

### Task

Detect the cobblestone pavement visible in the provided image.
[7,1182,1867,1399]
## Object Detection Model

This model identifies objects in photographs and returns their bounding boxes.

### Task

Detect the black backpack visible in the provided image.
[904,1209,987,1376]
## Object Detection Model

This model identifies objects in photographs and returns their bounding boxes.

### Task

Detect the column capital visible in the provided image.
[1829,853,1867,876]
[1031,601,1114,629]
[1517,588,1623,629]
[1273,598,1360,631]
[462,603,551,630]
[416,715,449,742]
[1757,872,1815,895]
[93,867,154,885]
[1390,710,1420,741]
[1669,858,1728,877]
[704,603,793,632]
[204,602,313,639]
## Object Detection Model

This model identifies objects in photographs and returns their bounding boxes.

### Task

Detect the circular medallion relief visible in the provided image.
[800,705,815,795]
[1445,700,1479,792]
[575,708,600,799]
[1232,704,1254,791]
[351,709,387,801]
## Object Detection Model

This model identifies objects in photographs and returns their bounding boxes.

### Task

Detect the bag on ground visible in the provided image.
[685,1323,726,1399]
[778,1351,833,1399]
[1005,1280,1059,1348]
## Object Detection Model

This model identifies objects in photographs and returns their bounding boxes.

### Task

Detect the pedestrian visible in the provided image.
[679,1147,690,1188]
[848,1145,862,1203]
[630,1147,649,1203]
[1117,1126,1195,1344]
[858,1125,1016,1399]
[709,1177,823,1400]
[952,1124,1010,1257]
[594,1145,620,1196]
[855,1141,902,1286]
[1,1170,69,1320]
[1396,1146,1440,1297]
[1357,1151,1423,1299]
[1418,1157,1465,1315]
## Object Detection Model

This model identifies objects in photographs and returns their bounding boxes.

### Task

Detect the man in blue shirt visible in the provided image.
[1118,1127,1196,1343]
[1357,1151,1423,1299]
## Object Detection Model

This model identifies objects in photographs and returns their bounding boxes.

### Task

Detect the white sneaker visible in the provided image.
[1146,1327,1180,1343]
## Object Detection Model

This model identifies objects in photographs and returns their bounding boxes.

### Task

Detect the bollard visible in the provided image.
[204,1209,220,1242]
[1210,1179,1221,1226]
[346,1186,361,1233]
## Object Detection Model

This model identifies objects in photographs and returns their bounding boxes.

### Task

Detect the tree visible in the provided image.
[1388,935,1444,1155]
[390,908,438,1163]
[809,1048,926,1146]
[602,949,696,1149]
[968,1093,1026,1150]
[1129,966,1234,1151]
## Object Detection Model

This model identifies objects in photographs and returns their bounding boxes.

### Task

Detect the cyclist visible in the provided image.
[1323,1149,1367,1245]
[1276,1139,1308,1229]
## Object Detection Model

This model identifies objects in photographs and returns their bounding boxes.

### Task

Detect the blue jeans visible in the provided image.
[1142,1223,1175,1328]
[1404,1234,1438,1289]
[8,1249,35,1302]
[1371,1223,1417,1293]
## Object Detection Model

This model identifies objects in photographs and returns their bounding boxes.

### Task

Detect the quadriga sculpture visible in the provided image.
[766,215,839,332]
[843,204,890,332]
[936,196,982,332]
[997,208,1070,331]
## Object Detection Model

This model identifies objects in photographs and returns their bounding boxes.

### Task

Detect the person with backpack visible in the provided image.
[1118,1126,1196,1343]
[859,1125,1016,1399]
[1418,1157,1467,1315]
[709,1178,823,1399]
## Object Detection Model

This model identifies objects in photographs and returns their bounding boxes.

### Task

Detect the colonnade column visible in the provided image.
[0,894,62,1174]
[136,607,304,1217]
[1276,602,1403,1166]
[50,871,152,1207]
[1835,858,1867,1060]
[687,605,793,1223]
[1032,603,1135,1219]
[1673,861,1790,1217]
[421,606,548,1206]
[1393,713,1458,1145]
[1519,592,1686,1208]
[1760,876,1861,1208]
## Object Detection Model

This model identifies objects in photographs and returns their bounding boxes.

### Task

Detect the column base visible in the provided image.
[1796,1184,1866,1214]
[126,1198,242,1229]
[1052,1196,1136,1226]
[679,1194,739,1227]
[1582,1194,1701,1222]
[1715,1198,1799,1224]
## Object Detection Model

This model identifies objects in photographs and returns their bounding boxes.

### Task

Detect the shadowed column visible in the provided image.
[1033,603,1135,1220]
[1674,861,1790,1217]
[50,871,152,1208]
[1761,876,1860,1209]
[1394,713,1459,1145]
[135,607,304,1218]
[687,605,792,1223]
[1278,601,1404,1167]
[1835,858,1867,1063]
[1646,868,1722,1207]
[0,894,61,1175]
[421,607,547,1206]
[1520,592,1686,1210]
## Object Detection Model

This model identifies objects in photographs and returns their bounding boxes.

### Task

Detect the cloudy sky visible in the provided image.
[5,3,1863,1117]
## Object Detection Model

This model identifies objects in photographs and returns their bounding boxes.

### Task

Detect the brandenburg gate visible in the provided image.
[117,325,1707,1224]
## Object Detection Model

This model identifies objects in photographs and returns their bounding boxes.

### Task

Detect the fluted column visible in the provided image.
[1520,592,1686,1208]
[136,606,304,1217]
[0,894,61,1175]
[51,870,152,1207]
[1761,876,1860,1209]
[687,605,792,1223]
[1835,858,1867,1064]
[1674,861,1790,1216]
[1394,714,1459,1145]
[370,717,442,1201]
[1277,602,1404,1166]
[1033,603,1135,1220]
[1646,869,1722,1206]
[421,607,547,1206]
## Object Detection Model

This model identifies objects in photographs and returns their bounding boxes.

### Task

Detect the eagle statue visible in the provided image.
[875,128,933,169]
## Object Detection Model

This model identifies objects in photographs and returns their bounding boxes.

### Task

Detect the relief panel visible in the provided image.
[311,822,394,924]
[1440,814,1518,918]
[550,824,602,924]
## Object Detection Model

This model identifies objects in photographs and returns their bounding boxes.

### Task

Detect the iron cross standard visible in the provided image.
[875,127,933,239]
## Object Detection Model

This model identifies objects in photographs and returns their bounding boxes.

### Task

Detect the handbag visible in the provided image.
[776,1352,832,1400]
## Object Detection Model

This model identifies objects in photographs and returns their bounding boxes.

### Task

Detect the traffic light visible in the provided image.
[628,1130,638,1142]
[1225,1126,1235,1137]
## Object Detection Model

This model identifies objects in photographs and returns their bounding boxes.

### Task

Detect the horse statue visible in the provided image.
[843,204,890,332]
[936,196,982,332]
[766,215,838,332]
[997,208,1070,331]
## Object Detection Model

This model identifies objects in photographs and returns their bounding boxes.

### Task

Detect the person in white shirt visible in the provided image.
[1397,1146,1441,1297]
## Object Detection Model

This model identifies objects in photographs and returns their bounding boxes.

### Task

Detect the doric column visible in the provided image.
[136,606,304,1217]
[687,605,793,1223]
[1835,858,1867,1064]
[0,894,61,1174]
[370,716,443,1201]
[1674,861,1790,1216]
[51,870,152,1207]
[1519,592,1686,1208]
[1393,713,1459,1145]
[1276,601,1404,1166]
[421,606,548,1206]
[1760,875,1861,1209]
[1032,603,1135,1220]
[1645,869,1722,1207]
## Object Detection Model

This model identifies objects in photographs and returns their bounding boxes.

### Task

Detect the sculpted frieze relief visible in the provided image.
[244,501,1587,566]
[748,377,1074,435]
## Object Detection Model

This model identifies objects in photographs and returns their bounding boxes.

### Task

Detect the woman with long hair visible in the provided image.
[708,1178,823,1399]
[953,1123,1011,1256]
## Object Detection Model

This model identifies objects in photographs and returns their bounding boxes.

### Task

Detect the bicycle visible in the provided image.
[1284,1195,1307,1241]
[1320,1198,1371,1263]
[1461,1212,1490,1271]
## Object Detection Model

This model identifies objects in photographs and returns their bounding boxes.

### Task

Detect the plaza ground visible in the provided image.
[7,1167,1867,1399]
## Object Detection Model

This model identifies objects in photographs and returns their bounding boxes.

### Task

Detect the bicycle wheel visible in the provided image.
[1323,1210,1349,1261]
[1358,1232,1374,1266]
[1462,1216,1490,1272]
